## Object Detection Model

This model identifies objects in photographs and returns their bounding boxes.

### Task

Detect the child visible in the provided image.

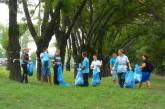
[109,53,117,84]
[21,48,30,83]
[53,49,70,87]
[81,51,90,87]
[90,54,102,86]
[40,47,51,85]
[53,49,62,85]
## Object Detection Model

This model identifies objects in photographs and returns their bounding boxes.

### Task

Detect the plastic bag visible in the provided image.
[57,64,70,87]
[124,71,135,89]
[134,64,142,84]
[27,62,35,76]
[92,70,101,86]
[75,68,84,86]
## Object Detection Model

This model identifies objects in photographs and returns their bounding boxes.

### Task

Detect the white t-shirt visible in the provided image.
[114,55,129,73]
[91,60,102,72]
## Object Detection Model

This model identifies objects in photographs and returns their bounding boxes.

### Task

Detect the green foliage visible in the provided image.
[1,28,8,50]
[61,0,81,16]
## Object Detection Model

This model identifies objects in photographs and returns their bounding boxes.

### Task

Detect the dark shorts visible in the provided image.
[141,72,151,82]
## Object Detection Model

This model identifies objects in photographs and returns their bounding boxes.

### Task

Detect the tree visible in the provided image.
[22,0,88,80]
[8,0,21,81]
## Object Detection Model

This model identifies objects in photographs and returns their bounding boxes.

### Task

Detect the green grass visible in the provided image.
[0,67,165,109]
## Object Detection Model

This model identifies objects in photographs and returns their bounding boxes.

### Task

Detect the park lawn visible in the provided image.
[0,67,165,109]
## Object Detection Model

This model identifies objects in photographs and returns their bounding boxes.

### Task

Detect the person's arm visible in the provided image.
[81,59,86,70]
[98,61,102,68]
[90,61,94,69]
[140,63,146,70]
[113,58,118,70]
[126,56,132,71]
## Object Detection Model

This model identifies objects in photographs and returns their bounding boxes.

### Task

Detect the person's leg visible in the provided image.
[121,73,125,88]
[48,75,52,85]
[99,72,102,80]
[86,73,89,86]
[138,82,143,89]
[47,68,52,85]
[21,64,26,83]
[21,73,25,83]
[146,81,151,89]
[112,71,117,84]
[146,73,151,89]
[24,64,28,83]
[83,73,89,87]
[54,65,59,85]
[117,73,122,87]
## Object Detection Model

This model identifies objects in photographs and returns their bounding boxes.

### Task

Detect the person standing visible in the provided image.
[139,55,153,89]
[90,54,102,86]
[113,49,131,88]
[40,47,51,85]
[109,53,117,84]
[82,51,90,87]
[53,49,62,85]
[21,48,30,83]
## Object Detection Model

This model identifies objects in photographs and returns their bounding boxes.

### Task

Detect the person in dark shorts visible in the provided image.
[21,48,29,83]
[139,55,153,89]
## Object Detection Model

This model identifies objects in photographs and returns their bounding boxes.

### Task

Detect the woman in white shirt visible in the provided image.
[113,49,131,88]
[90,54,102,86]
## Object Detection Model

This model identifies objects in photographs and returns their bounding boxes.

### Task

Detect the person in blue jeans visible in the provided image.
[113,49,132,88]
[40,47,51,85]
[81,51,90,87]
[109,53,117,84]
[139,55,153,89]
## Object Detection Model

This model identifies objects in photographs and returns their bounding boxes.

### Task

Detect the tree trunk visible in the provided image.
[8,0,21,81]
[55,31,67,69]
[65,38,72,71]
[65,50,71,71]
[36,48,42,80]
[36,44,48,82]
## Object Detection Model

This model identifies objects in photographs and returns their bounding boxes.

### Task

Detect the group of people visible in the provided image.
[20,47,65,86]
[109,49,153,88]
[20,47,153,89]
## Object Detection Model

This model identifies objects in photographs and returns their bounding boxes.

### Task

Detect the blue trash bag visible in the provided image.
[124,71,135,89]
[134,64,142,84]
[75,68,84,86]
[57,64,70,87]
[27,62,35,76]
[92,70,101,87]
